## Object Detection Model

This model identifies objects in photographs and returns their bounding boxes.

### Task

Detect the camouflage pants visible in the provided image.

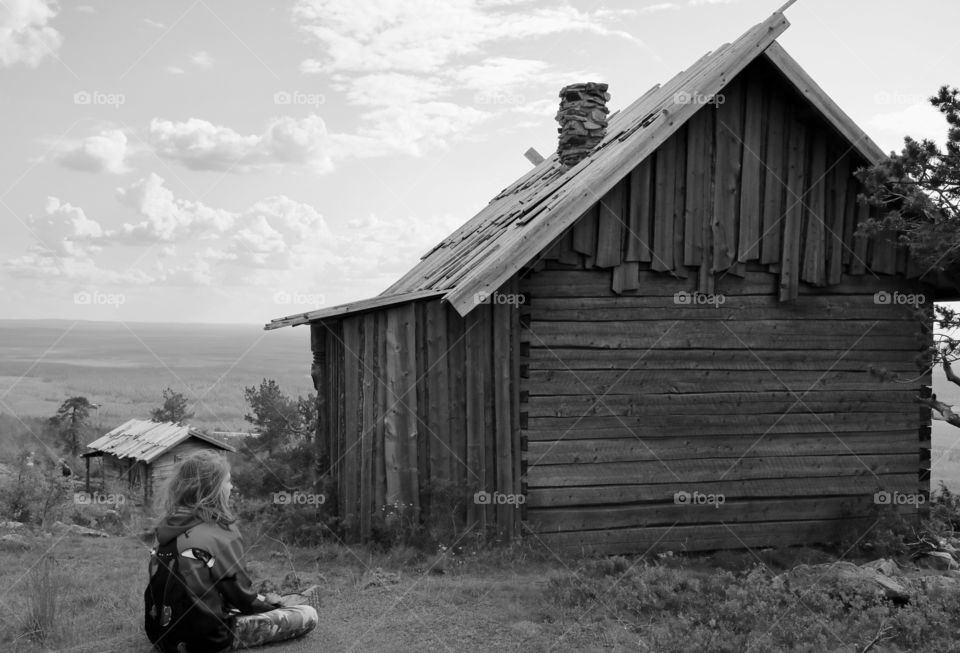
[229,605,318,649]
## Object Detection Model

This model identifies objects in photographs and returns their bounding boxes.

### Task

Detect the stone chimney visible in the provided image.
[555,82,611,168]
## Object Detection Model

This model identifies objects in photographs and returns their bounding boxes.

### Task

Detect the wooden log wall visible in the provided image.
[311,289,522,541]
[539,57,917,300]
[519,267,932,554]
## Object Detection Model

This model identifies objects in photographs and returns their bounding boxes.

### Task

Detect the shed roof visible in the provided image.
[84,418,236,463]
[266,9,886,330]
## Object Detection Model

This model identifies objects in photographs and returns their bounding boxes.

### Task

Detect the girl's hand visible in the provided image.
[262,591,283,606]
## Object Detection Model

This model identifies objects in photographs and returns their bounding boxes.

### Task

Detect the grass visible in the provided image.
[3,523,960,653]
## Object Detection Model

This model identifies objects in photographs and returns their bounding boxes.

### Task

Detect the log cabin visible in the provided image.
[83,419,236,506]
[266,9,960,554]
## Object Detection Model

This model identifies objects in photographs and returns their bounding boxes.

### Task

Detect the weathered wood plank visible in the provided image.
[572,205,599,256]
[850,198,870,275]
[611,262,640,293]
[360,312,376,539]
[712,76,744,272]
[523,412,919,440]
[738,75,764,262]
[672,127,689,278]
[527,453,915,486]
[596,180,627,268]
[555,229,579,266]
[529,496,899,531]
[480,304,496,531]
[826,152,850,285]
[761,86,788,264]
[511,277,523,538]
[373,316,386,510]
[684,109,711,268]
[626,158,654,263]
[414,302,429,519]
[425,300,451,485]
[779,115,807,300]
[534,517,896,555]
[527,368,910,395]
[401,304,420,517]
[527,474,918,507]
[526,432,918,465]
[652,135,677,272]
[465,309,485,525]
[446,307,468,525]
[493,299,515,537]
[801,131,827,286]
[527,396,917,420]
[342,316,362,529]
[526,300,919,321]
[383,309,404,507]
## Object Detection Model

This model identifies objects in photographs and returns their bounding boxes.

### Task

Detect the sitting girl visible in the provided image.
[146,450,317,652]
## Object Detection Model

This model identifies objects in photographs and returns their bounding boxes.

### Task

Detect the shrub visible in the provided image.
[0,450,73,526]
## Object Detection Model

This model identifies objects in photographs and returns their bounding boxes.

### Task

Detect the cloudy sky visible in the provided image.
[0,0,955,324]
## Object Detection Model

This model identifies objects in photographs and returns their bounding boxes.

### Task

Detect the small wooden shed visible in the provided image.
[267,10,959,553]
[83,419,236,505]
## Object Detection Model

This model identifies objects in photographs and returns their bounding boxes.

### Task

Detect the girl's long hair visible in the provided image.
[162,450,235,527]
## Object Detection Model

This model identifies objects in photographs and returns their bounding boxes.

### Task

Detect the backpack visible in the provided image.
[144,538,234,653]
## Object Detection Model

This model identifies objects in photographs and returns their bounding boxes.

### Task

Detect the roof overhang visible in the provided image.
[264,289,446,330]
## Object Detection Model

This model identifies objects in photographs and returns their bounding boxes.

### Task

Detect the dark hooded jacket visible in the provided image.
[154,507,278,625]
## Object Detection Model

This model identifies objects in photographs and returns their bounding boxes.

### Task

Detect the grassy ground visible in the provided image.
[3,524,960,653]
[0,529,603,653]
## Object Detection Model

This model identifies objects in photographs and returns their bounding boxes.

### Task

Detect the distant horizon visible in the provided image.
[0,317,310,329]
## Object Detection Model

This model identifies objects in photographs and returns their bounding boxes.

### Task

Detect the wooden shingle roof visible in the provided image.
[266,9,887,330]
[84,418,236,463]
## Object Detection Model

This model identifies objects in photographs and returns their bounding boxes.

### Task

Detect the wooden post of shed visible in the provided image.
[85,455,90,494]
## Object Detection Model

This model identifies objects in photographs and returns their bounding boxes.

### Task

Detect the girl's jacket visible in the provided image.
[154,508,278,622]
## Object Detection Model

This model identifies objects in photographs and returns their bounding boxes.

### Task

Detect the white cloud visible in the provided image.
[293,0,638,74]
[332,102,488,158]
[454,57,551,90]
[56,129,129,174]
[144,18,165,29]
[640,3,678,13]
[148,115,333,173]
[191,50,213,68]
[343,72,448,106]
[0,0,62,68]
[7,177,339,287]
[32,197,104,256]
[293,0,626,159]
[114,173,235,243]
[866,103,946,152]
[164,65,185,75]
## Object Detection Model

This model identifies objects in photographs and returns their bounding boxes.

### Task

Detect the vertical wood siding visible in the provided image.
[312,290,522,540]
